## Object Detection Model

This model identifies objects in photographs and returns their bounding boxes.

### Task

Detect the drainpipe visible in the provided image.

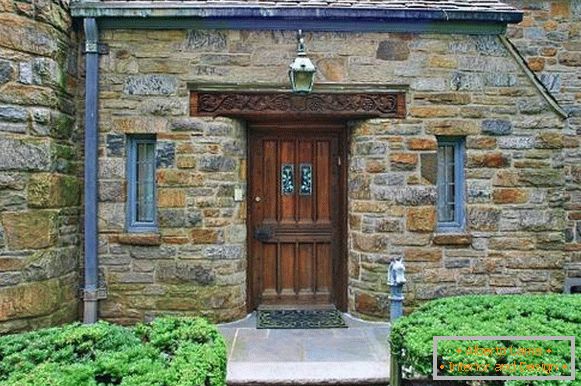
[82,17,100,324]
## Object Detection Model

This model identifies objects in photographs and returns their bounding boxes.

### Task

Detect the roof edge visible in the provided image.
[70,2,524,24]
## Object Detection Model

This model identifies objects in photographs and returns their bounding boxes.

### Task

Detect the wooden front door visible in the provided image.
[248,122,346,310]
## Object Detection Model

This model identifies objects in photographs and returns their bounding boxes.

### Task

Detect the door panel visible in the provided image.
[249,125,344,308]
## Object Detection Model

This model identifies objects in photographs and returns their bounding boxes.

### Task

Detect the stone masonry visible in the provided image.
[96,26,576,322]
[506,0,581,285]
[0,1,579,331]
[0,0,81,332]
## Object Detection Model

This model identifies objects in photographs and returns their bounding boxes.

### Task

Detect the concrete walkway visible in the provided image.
[218,313,391,385]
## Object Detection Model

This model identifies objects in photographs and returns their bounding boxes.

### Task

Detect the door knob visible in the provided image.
[255,196,262,202]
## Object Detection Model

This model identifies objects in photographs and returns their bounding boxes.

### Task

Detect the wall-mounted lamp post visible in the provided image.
[288,30,316,94]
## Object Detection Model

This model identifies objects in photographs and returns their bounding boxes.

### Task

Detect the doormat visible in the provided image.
[257,309,348,329]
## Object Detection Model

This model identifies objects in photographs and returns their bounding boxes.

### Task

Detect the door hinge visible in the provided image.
[337,156,341,166]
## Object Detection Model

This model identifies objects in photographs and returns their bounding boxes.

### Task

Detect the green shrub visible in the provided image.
[391,294,581,386]
[0,316,226,386]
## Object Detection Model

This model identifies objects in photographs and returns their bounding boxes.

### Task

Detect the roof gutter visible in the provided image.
[70,3,523,27]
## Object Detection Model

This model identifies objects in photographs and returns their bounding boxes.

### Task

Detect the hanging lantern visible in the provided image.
[288,30,316,94]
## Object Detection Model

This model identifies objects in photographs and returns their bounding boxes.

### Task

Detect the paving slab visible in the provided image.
[219,313,391,385]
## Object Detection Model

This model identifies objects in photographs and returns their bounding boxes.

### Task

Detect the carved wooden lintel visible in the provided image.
[190,91,406,118]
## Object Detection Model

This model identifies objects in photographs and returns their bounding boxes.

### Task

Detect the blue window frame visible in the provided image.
[436,137,465,232]
[127,135,157,232]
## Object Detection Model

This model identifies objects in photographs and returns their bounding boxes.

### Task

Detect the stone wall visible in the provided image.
[505,0,581,286]
[97,30,248,323]
[96,29,571,321]
[0,0,81,332]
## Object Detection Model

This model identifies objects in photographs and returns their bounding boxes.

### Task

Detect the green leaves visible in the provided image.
[390,294,581,382]
[0,317,226,386]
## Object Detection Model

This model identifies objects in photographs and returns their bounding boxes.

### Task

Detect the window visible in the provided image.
[436,137,465,232]
[127,135,157,232]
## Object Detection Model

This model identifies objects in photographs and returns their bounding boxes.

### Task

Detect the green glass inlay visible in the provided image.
[281,164,294,195]
[300,164,312,196]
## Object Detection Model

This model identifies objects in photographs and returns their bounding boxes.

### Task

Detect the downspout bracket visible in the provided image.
[81,287,108,301]
[84,42,109,55]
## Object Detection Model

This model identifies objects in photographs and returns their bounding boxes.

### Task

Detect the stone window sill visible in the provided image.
[432,233,472,246]
[117,233,161,246]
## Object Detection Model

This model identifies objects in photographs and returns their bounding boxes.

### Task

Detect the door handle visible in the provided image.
[255,196,262,202]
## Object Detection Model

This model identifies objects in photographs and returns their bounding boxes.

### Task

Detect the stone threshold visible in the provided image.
[227,361,389,385]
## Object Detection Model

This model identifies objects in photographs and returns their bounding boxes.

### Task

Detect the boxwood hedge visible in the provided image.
[0,316,226,386]
[391,294,581,386]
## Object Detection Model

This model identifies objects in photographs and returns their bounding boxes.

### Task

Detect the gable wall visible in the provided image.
[96,29,569,321]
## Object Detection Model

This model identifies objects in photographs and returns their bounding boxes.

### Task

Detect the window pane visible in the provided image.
[136,142,155,222]
[437,143,455,223]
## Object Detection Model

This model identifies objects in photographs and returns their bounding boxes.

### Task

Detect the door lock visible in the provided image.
[254,225,273,241]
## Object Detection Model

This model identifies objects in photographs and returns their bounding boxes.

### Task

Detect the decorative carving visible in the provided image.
[191,92,405,118]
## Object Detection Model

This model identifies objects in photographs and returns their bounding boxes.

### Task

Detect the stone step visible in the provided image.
[227,361,389,385]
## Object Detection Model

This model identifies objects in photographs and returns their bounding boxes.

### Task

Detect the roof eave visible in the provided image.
[70,3,524,24]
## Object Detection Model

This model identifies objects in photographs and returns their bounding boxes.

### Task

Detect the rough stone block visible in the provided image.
[407,138,437,150]
[0,105,28,122]
[155,141,175,168]
[157,188,186,208]
[0,139,50,171]
[492,188,528,204]
[98,181,125,202]
[198,155,236,172]
[404,248,442,262]
[117,233,161,246]
[184,30,226,50]
[376,218,402,233]
[372,173,404,186]
[354,290,386,318]
[467,137,496,150]
[0,276,76,322]
[0,60,12,84]
[432,234,472,246]
[498,136,535,149]
[414,92,471,105]
[420,153,437,185]
[376,41,409,61]
[406,207,436,232]
[450,71,483,91]
[535,132,563,149]
[518,169,564,187]
[409,106,457,118]
[349,175,371,199]
[106,134,125,157]
[156,261,215,285]
[2,210,57,250]
[157,170,204,187]
[467,152,510,168]
[353,233,386,253]
[203,245,243,260]
[389,153,417,171]
[481,119,512,136]
[28,173,80,208]
[426,120,479,135]
[112,117,167,133]
[191,229,220,244]
[124,75,177,95]
[468,207,501,231]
